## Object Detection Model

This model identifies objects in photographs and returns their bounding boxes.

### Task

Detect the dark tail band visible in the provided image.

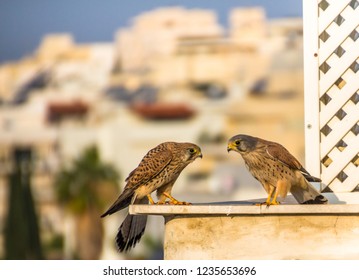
[116,214,148,252]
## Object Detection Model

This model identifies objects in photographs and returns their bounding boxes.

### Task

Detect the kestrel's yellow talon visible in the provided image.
[168,199,180,205]
[176,200,191,205]
[254,202,267,206]
[266,190,280,207]
[147,194,155,205]
[162,192,191,205]
[265,200,280,208]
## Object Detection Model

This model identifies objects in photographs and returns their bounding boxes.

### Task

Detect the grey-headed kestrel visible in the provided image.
[227,134,328,205]
[101,142,202,252]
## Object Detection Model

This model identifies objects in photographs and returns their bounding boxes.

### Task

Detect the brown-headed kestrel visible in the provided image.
[101,142,202,252]
[227,134,328,205]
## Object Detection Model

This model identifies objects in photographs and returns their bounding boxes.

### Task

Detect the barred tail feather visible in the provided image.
[301,194,328,204]
[290,180,328,205]
[116,196,149,252]
[116,214,148,252]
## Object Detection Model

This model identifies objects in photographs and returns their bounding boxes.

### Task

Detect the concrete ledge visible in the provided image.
[129,203,359,215]
[129,203,359,260]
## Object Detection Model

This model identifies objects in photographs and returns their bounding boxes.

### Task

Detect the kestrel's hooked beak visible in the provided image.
[198,151,203,159]
[227,142,236,153]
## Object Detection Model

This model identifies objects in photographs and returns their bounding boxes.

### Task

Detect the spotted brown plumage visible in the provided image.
[227,134,328,205]
[101,142,202,252]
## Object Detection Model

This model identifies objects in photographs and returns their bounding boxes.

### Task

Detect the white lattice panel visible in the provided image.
[304,0,359,193]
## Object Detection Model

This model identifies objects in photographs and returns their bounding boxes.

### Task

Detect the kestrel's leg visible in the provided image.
[269,190,280,205]
[156,193,169,205]
[156,183,173,204]
[254,183,276,206]
[162,192,191,205]
[270,180,288,205]
[147,194,155,205]
[264,185,281,206]
[266,185,275,205]
[157,182,191,205]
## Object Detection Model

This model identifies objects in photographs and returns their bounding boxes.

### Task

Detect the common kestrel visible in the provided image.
[101,141,202,252]
[227,134,328,205]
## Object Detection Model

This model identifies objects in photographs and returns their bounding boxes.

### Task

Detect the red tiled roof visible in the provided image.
[131,103,195,120]
[47,100,89,122]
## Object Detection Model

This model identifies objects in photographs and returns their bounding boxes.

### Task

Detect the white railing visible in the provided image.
[304,0,359,193]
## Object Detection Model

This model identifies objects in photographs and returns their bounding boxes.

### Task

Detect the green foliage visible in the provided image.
[4,149,43,259]
[54,146,120,214]
[43,233,64,257]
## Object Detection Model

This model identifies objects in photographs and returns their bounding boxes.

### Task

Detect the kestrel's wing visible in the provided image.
[101,146,173,217]
[266,143,302,169]
[266,143,321,182]
[125,147,173,190]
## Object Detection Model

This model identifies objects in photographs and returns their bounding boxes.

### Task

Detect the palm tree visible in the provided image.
[54,145,119,259]
[4,148,43,259]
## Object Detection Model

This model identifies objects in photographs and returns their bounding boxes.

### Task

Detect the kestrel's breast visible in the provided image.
[134,162,183,199]
[244,152,295,186]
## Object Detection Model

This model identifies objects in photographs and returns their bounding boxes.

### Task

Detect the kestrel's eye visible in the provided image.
[235,140,241,145]
[189,148,196,154]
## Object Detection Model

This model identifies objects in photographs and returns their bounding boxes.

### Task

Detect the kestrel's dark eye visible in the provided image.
[189,148,195,153]
[235,140,241,145]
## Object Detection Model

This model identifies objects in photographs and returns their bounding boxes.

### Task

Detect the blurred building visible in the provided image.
[115,7,223,73]
[230,7,267,48]
[0,6,305,259]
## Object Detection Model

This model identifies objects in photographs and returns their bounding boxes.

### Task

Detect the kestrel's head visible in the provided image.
[175,142,203,162]
[227,134,258,154]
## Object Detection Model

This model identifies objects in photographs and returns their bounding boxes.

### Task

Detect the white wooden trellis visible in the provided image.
[304,0,359,193]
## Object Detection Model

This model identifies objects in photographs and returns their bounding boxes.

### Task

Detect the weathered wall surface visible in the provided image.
[164,214,359,259]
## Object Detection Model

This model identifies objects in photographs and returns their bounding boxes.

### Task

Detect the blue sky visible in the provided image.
[0,0,302,63]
